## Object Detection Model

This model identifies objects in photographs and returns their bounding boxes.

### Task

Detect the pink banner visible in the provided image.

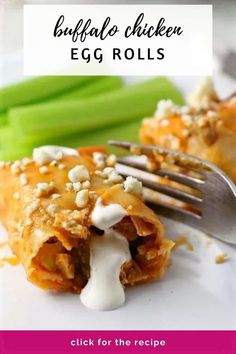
[0,330,236,354]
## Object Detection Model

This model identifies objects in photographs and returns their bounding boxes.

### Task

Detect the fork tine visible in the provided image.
[141,178,203,207]
[157,169,204,190]
[109,140,137,151]
[109,140,211,172]
[118,156,205,191]
[110,140,236,245]
[116,163,203,208]
[146,201,201,229]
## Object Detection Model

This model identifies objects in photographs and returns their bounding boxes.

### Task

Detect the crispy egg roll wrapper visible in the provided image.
[140,96,236,182]
[0,149,174,293]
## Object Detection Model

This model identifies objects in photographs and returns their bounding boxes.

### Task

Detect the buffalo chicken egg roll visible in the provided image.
[140,78,236,182]
[0,145,174,310]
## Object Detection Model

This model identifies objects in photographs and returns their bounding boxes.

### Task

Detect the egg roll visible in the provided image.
[140,78,236,182]
[0,145,173,297]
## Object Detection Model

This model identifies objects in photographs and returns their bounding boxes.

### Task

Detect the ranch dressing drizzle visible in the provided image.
[80,198,131,310]
[91,197,126,230]
[80,229,131,310]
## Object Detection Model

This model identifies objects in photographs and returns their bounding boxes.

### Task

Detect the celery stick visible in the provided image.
[54,77,123,101]
[0,126,14,145]
[57,120,141,153]
[9,78,184,135]
[0,113,8,126]
[0,77,122,126]
[0,146,31,161]
[29,120,141,154]
[0,76,100,113]
[0,117,138,149]
[0,120,141,161]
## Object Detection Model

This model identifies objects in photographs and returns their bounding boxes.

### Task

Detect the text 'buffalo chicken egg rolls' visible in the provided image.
[0,145,174,310]
[140,78,236,182]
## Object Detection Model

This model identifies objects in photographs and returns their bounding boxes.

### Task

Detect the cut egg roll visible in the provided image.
[140,78,236,182]
[0,145,173,310]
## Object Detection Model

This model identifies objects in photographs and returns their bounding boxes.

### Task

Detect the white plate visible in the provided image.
[0,219,235,330]
[0,58,236,329]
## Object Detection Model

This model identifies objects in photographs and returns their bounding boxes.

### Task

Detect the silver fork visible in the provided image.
[109,140,236,245]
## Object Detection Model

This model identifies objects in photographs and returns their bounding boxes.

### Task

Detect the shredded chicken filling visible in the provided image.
[33,216,162,289]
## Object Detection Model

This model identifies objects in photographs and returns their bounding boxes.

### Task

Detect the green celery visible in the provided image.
[0,120,141,161]
[9,78,184,136]
[0,76,123,127]
[0,146,31,161]
[0,113,8,126]
[56,120,141,152]
[54,77,123,101]
[0,76,102,113]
